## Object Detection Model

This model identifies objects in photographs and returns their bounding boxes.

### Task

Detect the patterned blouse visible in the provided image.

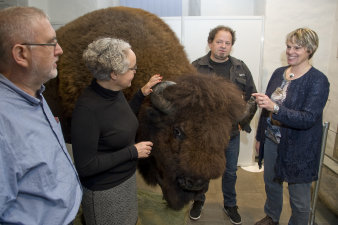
[265,73,290,144]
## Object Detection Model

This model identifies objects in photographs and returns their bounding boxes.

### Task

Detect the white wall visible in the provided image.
[323,1,338,167]
[201,0,255,16]
[97,0,120,8]
[50,0,98,26]
[29,0,118,27]
[28,0,45,8]
[253,0,266,16]
[0,0,28,9]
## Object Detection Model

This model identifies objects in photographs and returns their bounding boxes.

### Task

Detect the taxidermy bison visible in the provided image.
[44,7,246,210]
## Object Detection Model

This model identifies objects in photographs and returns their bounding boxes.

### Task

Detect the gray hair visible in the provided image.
[286,28,319,59]
[0,6,48,65]
[83,38,131,81]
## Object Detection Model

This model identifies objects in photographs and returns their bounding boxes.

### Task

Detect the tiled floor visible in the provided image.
[136,166,338,225]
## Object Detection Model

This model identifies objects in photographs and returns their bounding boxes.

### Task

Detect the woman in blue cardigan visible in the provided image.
[252,28,330,225]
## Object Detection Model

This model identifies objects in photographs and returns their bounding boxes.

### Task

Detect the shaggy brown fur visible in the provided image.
[137,74,245,209]
[45,7,195,124]
[44,6,246,210]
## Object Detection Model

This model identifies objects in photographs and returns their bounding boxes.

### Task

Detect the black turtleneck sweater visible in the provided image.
[71,79,145,191]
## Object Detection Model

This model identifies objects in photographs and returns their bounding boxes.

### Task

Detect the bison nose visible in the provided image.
[177,176,208,191]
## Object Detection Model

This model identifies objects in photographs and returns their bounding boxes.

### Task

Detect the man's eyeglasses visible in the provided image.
[128,65,137,72]
[21,42,58,51]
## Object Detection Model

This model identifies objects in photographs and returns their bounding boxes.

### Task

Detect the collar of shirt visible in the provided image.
[0,73,45,105]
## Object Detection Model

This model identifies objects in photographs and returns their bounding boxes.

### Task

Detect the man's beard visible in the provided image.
[32,61,58,84]
[213,52,228,61]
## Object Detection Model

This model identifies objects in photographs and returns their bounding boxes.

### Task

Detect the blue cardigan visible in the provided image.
[256,66,330,183]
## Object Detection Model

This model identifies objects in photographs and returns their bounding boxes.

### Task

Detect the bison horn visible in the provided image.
[150,81,176,114]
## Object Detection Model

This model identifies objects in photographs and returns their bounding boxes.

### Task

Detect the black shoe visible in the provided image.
[189,201,204,220]
[224,206,242,224]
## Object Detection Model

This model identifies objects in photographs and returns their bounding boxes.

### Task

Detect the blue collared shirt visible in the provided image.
[0,74,82,225]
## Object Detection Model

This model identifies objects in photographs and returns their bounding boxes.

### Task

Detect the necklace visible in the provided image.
[284,71,295,80]
[287,64,312,80]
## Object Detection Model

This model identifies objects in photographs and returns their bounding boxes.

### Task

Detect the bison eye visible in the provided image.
[173,127,185,140]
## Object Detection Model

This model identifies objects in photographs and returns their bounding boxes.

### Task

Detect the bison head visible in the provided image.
[137,74,245,210]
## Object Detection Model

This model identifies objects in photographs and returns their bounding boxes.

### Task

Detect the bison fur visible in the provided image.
[137,74,245,209]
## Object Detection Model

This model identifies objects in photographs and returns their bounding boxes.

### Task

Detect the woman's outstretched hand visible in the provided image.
[141,74,162,96]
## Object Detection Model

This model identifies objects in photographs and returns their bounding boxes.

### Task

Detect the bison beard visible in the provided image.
[43,7,246,210]
[137,74,245,210]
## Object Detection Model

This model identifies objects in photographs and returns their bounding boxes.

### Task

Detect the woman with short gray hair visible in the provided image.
[83,38,132,80]
[72,37,162,225]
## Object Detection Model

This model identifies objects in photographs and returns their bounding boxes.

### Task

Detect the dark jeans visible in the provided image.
[222,135,240,207]
[264,138,311,225]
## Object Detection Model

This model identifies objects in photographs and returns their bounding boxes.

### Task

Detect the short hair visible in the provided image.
[83,38,131,81]
[0,7,48,64]
[207,25,236,45]
[286,28,319,59]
